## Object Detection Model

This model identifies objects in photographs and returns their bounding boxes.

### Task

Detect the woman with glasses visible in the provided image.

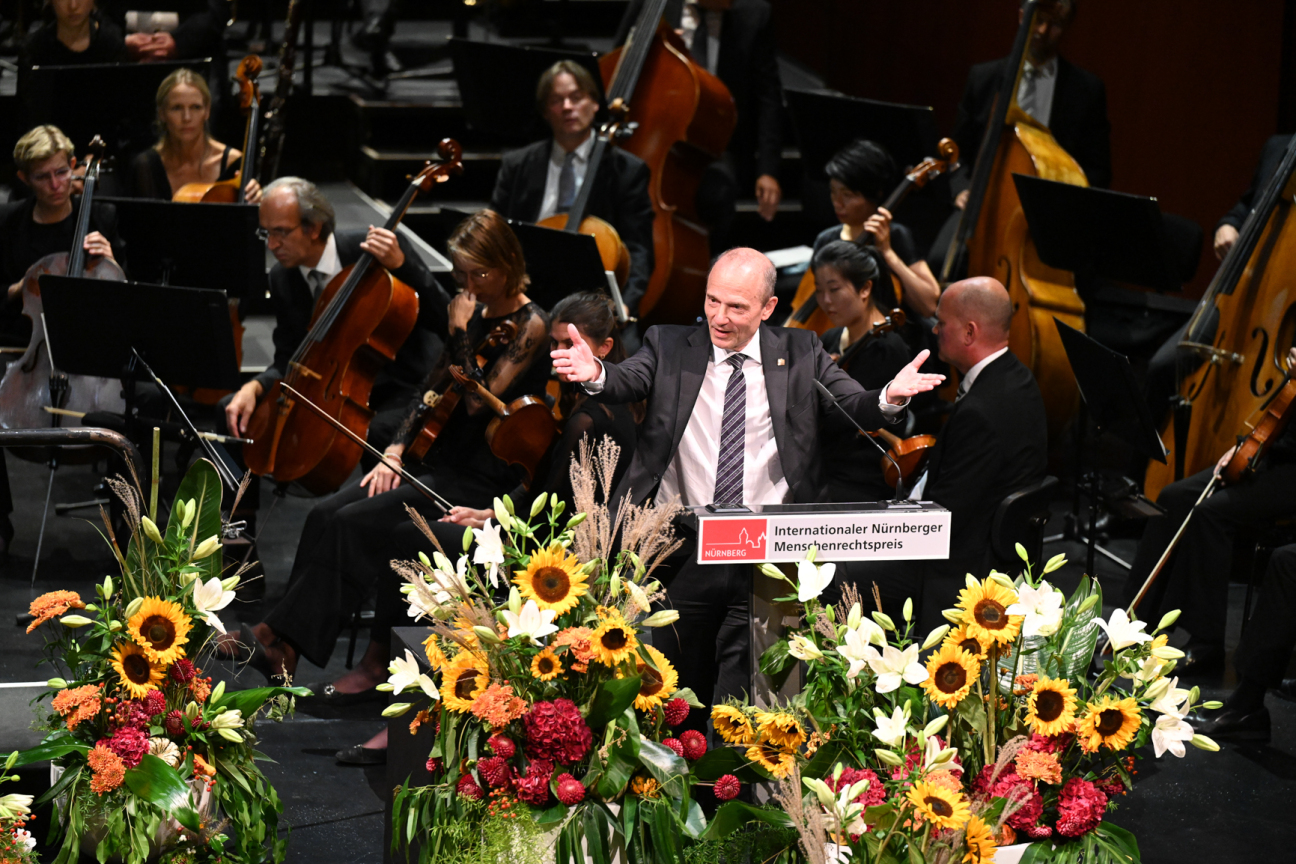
[128,67,262,203]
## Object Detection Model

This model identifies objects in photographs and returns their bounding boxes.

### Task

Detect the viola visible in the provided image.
[786,139,959,334]
[0,136,125,451]
[173,55,263,204]
[598,0,736,327]
[871,426,937,491]
[830,308,907,372]
[244,140,463,494]
[448,366,558,487]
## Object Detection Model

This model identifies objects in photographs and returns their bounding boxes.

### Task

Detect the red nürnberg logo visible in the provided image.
[699,517,767,561]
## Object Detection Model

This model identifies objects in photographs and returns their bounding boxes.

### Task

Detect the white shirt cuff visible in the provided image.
[879,382,909,419]
[582,360,607,394]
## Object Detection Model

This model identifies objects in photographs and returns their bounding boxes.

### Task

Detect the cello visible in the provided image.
[1144,133,1296,499]
[0,137,125,438]
[784,139,960,334]
[941,0,1087,441]
[244,139,464,494]
[598,0,736,327]
[173,55,263,204]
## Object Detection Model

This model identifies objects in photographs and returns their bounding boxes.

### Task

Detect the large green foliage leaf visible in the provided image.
[211,685,311,717]
[1056,576,1103,682]
[586,676,641,728]
[168,459,225,582]
[701,801,792,840]
[689,745,764,782]
[637,739,688,796]
[13,741,88,766]
[123,754,200,831]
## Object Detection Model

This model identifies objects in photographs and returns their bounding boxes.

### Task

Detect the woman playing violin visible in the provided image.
[128,68,262,202]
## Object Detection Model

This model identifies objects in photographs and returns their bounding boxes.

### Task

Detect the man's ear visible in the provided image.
[15,171,28,189]
[760,295,779,321]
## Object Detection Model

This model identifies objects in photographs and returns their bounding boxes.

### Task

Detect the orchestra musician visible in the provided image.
[1213,134,1291,262]
[489,61,654,320]
[111,0,226,64]
[128,67,262,203]
[552,247,943,730]
[18,0,128,68]
[220,210,550,690]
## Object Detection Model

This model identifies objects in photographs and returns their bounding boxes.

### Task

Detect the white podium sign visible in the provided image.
[695,502,951,564]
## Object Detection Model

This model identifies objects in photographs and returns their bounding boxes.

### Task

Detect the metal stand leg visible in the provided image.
[31,464,56,586]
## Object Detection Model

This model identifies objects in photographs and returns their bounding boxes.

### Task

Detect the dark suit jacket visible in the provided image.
[614,0,784,180]
[924,351,1047,584]
[593,323,893,506]
[256,230,450,401]
[951,55,1111,191]
[1219,134,1293,233]
[489,139,655,315]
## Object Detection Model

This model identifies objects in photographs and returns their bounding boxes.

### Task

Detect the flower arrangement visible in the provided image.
[18,460,307,864]
[0,752,38,863]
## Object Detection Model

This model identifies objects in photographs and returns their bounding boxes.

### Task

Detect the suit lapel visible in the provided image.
[521,143,549,222]
[761,326,790,458]
[669,326,711,457]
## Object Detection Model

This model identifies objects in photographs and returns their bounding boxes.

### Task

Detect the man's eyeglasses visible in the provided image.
[256,224,301,242]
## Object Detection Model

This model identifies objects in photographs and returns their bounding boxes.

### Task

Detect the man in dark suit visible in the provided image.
[950,0,1111,207]
[490,60,655,319]
[1213,133,1292,261]
[552,247,944,727]
[915,277,1048,629]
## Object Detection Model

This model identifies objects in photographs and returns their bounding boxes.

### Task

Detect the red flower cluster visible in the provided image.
[98,726,149,768]
[1056,777,1107,838]
[513,760,553,807]
[1025,731,1073,754]
[164,709,186,738]
[478,756,514,789]
[425,757,443,775]
[457,774,484,800]
[488,734,516,759]
[662,738,684,758]
[663,698,689,727]
[556,773,585,806]
[713,774,741,801]
[112,699,151,731]
[142,690,167,717]
[169,659,196,683]
[973,765,1043,832]
[679,730,706,761]
[522,699,592,765]
[1095,775,1126,798]
[828,767,885,809]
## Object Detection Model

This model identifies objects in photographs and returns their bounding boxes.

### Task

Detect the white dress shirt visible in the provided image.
[538,133,595,222]
[298,232,342,299]
[680,2,722,76]
[1017,56,1058,127]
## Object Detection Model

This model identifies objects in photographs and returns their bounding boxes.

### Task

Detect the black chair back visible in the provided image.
[991,475,1059,567]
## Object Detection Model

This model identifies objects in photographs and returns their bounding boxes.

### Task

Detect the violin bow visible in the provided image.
[279,383,453,514]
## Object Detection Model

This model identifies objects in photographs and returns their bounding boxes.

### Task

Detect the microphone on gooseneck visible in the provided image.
[814,379,905,503]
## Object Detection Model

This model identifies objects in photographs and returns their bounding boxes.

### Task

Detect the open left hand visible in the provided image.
[884,349,945,404]
[756,174,781,221]
[361,225,404,270]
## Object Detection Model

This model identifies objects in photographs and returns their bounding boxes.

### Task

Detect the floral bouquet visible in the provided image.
[19,460,307,864]
[0,752,39,863]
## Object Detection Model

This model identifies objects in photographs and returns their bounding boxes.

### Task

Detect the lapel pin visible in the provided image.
[777,358,785,366]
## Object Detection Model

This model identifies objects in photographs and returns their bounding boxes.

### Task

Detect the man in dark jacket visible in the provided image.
[490,60,655,319]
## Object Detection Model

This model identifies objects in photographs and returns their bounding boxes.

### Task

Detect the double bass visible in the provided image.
[1145,133,1296,498]
[599,0,736,327]
[941,0,1087,440]
[244,140,464,494]
[0,137,125,438]
[173,55,263,203]
[784,139,960,334]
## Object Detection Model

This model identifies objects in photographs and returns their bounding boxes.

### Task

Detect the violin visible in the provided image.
[173,55,263,204]
[785,139,960,334]
[831,308,907,372]
[405,320,518,462]
[244,139,464,494]
[448,366,558,487]
[1221,370,1296,485]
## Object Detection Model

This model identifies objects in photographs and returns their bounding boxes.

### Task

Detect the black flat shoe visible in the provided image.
[1273,679,1296,703]
[1178,642,1225,675]
[306,681,385,707]
[336,745,386,766]
[1199,704,1270,742]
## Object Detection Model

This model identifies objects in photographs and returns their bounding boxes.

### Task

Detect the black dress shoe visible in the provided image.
[336,745,386,766]
[1178,642,1225,674]
[1199,704,1270,742]
[1274,679,1296,703]
[307,681,385,707]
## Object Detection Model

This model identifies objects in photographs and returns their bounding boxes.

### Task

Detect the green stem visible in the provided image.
[987,645,998,766]
[872,802,909,864]
[149,426,160,522]
[920,821,932,856]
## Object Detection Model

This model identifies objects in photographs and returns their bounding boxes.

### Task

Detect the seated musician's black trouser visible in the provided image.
[1233,544,1296,687]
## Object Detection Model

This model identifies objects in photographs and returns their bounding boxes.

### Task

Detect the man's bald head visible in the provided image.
[933,277,1013,374]
[704,247,779,351]
[712,247,777,302]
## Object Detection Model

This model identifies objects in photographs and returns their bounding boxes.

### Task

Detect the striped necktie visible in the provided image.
[712,353,748,505]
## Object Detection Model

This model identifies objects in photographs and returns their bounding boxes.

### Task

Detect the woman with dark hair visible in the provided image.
[19,0,127,68]
[812,241,910,503]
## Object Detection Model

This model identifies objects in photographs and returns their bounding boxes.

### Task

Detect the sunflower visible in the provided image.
[956,580,1022,646]
[110,642,165,698]
[746,741,796,779]
[755,710,806,750]
[440,651,490,713]
[127,597,192,665]
[922,643,979,710]
[943,623,989,661]
[531,648,563,682]
[590,608,639,667]
[513,545,588,615]
[1077,695,1141,753]
[1026,676,1078,737]
[712,705,755,745]
[962,813,997,863]
[620,645,678,711]
[423,633,448,671]
[907,780,971,830]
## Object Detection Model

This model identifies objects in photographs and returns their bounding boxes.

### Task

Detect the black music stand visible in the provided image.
[449,39,605,144]
[508,221,612,311]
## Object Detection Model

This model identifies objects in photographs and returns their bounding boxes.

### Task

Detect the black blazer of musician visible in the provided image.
[1219,134,1292,233]
[951,55,1111,191]
[255,229,450,401]
[614,0,784,180]
[923,351,1047,584]
[592,323,893,507]
[490,139,655,315]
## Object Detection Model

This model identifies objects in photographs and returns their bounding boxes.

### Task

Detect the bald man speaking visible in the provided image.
[553,247,943,729]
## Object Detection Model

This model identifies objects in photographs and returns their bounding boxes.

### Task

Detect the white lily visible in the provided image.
[921,735,957,771]
[191,576,236,634]
[1147,676,1191,716]
[788,634,824,661]
[1006,582,1065,638]
[862,643,928,693]
[501,599,559,644]
[387,649,440,699]
[822,786,868,837]
[1122,655,1165,684]
[796,559,836,602]
[1151,712,1193,758]
[835,625,873,679]
[824,843,853,864]
[872,705,908,748]
[472,519,506,588]
[0,793,33,818]
[1095,608,1153,651]
[210,709,244,730]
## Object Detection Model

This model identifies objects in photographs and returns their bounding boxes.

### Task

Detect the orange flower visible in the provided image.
[28,591,85,633]
[1013,673,1039,696]
[553,627,595,673]
[51,683,102,731]
[1014,749,1063,785]
[192,753,216,778]
[88,744,125,795]
[630,776,661,799]
[469,683,527,729]
[409,709,432,736]
[189,674,211,703]
[926,769,963,792]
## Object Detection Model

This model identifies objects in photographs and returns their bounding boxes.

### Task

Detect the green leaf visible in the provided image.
[689,745,764,783]
[586,676,641,728]
[671,687,703,709]
[168,459,224,583]
[638,739,688,795]
[211,685,311,717]
[908,838,926,864]
[534,802,569,826]
[123,754,199,830]
[759,640,794,676]
[1057,576,1103,682]
[584,803,612,864]
[679,798,706,839]
[12,741,89,766]
[701,801,792,840]
[801,740,845,779]
[1096,822,1141,860]
[1019,841,1057,864]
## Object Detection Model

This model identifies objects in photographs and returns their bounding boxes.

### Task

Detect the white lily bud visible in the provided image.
[579,559,600,576]
[501,494,516,516]
[923,715,949,737]
[641,610,680,628]
[140,516,164,545]
[902,598,913,623]
[59,615,93,628]
[418,551,432,569]
[803,777,835,808]
[103,575,114,597]
[916,731,927,751]
[1151,646,1185,660]
[211,710,244,729]
[874,749,905,767]
[1188,685,1200,704]
[493,499,512,532]
[626,580,652,613]
[185,702,200,720]
[47,678,67,689]
[210,680,226,703]
[108,621,122,632]
[1043,553,1067,574]
[192,536,221,560]
[217,728,242,743]
[376,682,395,692]
[806,545,818,563]
[932,747,957,766]
[988,571,1015,589]
[757,563,784,581]
[847,603,862,630]
[530,492,548,519]
[1142,678,1171,702]
[462,527,473,553]
[382,702,414,718]
[942,607,963,625]
[1156,609,1181,631]
[83,603,98,613]
[609,575,622,597]
[921,624,950,651]
[1191,734,1220,752]
[508,587,522,614]
[1202,700,1223,710]
[1015,542,1029,563]
[472,626,502,645]
[872,611,895,631]
[965,574,979,590]
[180,571,199,585]
[565,512,587,529]
[1077,594,1100,614]
[221,575,241,591]
[4,751,17,771]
